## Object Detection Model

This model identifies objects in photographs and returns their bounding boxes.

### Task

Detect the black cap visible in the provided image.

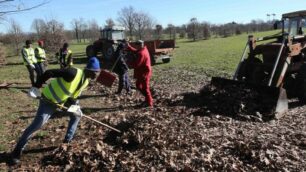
[63,43,69,48]
[25,40,32,45]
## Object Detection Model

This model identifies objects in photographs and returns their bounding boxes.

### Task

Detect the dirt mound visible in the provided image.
[192,83,276,121]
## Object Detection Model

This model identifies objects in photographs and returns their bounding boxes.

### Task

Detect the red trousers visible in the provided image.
[136,76,153,106]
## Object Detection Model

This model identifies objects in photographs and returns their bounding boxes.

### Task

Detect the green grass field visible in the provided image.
[0,30,279,84]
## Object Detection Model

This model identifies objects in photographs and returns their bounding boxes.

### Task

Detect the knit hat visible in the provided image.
[86,57,100,72]
[38,40,44,45]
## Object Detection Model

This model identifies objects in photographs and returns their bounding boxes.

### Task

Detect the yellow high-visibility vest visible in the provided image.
[36,47,46,62]
[21,47,37,65]
[42,68,89,104]
[60,49,73,66]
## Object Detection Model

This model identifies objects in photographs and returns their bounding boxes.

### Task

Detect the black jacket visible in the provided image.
[112,45,128,75]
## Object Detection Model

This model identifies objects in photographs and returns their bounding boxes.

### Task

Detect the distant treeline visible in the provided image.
[0,5,276,56]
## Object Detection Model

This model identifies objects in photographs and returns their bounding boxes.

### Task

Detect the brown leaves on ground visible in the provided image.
[2,67,306,171]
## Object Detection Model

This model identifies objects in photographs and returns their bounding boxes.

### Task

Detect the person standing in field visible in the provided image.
[10,57,101,165]
[21,40,40,86]
[59,42,73,68]
[113,42,131,94]
[126,40,153,107]
[35,40,47,75]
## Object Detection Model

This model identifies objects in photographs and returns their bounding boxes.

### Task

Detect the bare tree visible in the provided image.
[0,0,50,19]
[201,21,211,40]
[105,18,115,28]
[155,24,163,39]
[134,11,154,40]
[8,19,23,55]
[166,24,176,40]
[71,18,81,42]
[117,6,136,38]
[40,18,66,53]
[79,19,88,43]
[31,18,45,38]
[87,19,100,42]
[187,17,200,41]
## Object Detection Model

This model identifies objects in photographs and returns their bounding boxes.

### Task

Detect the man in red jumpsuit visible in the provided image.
[126,40,153,107]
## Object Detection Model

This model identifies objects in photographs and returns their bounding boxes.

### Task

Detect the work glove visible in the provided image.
[27,87,41,98]
[64,98,79,107]
[67,105,83,117]
[29,64,36,69]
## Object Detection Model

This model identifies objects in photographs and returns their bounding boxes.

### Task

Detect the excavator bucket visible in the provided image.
[210,77,288,119]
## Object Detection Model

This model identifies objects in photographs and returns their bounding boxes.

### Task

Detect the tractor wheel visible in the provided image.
[102,43,115,61]
[162,58,171,63]
[150,54,156,66]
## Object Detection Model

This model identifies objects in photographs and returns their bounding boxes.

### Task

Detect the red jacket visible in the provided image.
[127,45,152,79]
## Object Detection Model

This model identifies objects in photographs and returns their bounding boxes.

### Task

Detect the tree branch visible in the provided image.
[0,0,50,15]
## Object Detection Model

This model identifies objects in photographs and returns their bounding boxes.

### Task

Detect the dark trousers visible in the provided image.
[136,76,153,106]
[26,64,40,86]
[37,62,46,74]
[118,72,131,93]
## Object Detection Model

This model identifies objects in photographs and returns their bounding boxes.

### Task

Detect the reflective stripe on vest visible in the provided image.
[22,47,37,65]
[42,68,88,104]
[36,47,46,62]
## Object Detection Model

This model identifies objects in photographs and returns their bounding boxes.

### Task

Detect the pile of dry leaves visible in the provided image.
[2,67,305,171]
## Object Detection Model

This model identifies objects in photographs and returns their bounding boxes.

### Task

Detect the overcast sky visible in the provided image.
[1,0,306,33]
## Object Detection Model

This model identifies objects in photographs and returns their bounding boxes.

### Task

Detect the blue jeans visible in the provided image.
[13,100,81,152]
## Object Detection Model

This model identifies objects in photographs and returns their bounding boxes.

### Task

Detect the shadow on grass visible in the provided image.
[9,86,31,90]
[5,62,23,66]
[78,94,108,100]
[72,57,88,65]
[82,106,123,114]
[0,147,57,167]
[23,146,57,154]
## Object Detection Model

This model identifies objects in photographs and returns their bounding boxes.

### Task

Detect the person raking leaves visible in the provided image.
[9,55,101,165]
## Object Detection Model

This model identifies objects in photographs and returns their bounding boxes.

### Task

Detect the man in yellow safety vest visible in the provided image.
[21,40,40,86]
[35,40,47,74]
[10,54,101,165]
[59,42,73,68]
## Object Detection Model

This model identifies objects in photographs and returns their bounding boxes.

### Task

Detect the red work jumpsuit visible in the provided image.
[127,45,153,107]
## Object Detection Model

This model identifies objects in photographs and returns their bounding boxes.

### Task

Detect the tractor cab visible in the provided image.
[280,10,306,36]
[100,26,126,41]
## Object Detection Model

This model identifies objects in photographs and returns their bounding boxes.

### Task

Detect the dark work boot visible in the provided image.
[63,139,71,144]
[9,149,22,166]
